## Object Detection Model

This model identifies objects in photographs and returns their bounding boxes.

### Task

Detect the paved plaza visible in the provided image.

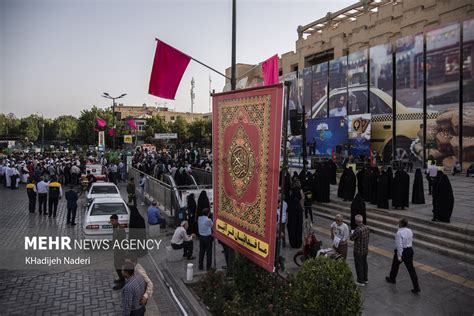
[1,176,474,315]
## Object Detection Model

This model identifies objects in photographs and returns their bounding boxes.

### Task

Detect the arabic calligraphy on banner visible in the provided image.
[212,84,283,273]
[216,219,269,257]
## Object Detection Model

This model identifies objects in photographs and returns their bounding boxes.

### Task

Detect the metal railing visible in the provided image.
[190,167,212,185]
[129,167,212,220]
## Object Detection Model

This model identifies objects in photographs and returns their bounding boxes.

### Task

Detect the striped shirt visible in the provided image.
[350,224,370,256]
[122,273,146,316]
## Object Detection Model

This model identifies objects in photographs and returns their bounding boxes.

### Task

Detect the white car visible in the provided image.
[83,197,130,239]
[86,182,122,204]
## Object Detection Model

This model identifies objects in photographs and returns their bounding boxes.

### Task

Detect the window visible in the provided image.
[370,92,392,114]
[348,90,368,115]
[170,116,175,121]
[91,203,127,216]
[91,186,119,195]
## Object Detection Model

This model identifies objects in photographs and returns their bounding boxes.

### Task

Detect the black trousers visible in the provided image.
[38,193,47,214]
[48,197,59,217]
[28,196,36,213]
[171,240,193,258]
[199,235,213,270]
[389,248,420,291]
[67,207,77,224]
[427,176,434,194]
[354,253,368,283]
[304,206,313,222]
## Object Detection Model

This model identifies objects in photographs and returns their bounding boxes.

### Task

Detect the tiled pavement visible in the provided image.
[0,184,179,316]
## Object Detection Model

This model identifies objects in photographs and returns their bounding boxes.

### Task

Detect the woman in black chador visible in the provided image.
[313,165,330,203]
[377,170,390,209]
[197,190,210,218]
[369,166,379,205]
[411,168,425,204]
[392,168,410,209]
[186,193,197,235]
[287,178,303,249]
[350,193,367,230]
[432,171,454,223]
[357,166,366,197]
[128,204,148,258]
[338,167,356,201]
[327,159,337,185]
[386,166,394,199]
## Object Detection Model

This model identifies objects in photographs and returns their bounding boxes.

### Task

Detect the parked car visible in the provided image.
[311,85,438,162]
[86,182,122,205]
[83,197,129,239]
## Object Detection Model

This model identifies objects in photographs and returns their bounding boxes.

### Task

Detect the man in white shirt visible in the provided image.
[385,218,420,294]
[36,176,49,215]
[171,221,196,260]
[330,214,350,261]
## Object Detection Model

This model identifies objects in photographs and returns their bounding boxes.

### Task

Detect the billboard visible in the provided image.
[212,84,283,272]
[154,133,178,139]
[311,62,329,118]
[306,117,348,156]
[347,49,368,115]
[348,114,371,157]
[328,56,348,117]
[463,18,474,166]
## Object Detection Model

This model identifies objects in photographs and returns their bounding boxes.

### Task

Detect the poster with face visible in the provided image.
[311,62,329,119]
[305,117,348,156]
[347,49,368,115]
[328,56,348,117]
[348,114,371,157]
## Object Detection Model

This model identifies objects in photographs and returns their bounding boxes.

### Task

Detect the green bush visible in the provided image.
[196,269,233,315]
[292,257,362,316]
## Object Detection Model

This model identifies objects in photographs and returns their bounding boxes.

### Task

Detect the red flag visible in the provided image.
[96,116,107,127]
[127,119,137,130]
[261,54,279,86]
[149,40,192,99]
[108,128,114,137]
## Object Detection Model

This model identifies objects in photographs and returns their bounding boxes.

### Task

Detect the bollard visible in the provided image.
[186,263,194,281]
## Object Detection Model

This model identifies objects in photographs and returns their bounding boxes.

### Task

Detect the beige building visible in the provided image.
[227,0,473,79]
[114,104,211,132]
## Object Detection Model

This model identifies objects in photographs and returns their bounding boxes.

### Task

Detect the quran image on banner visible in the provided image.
[212,84,283,272]
[348,114,371,157]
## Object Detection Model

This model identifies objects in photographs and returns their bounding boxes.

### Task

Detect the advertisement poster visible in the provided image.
[347,49,368,115]
[306,117,348,156]
[463,18,474,165]
[212,84,283,272]
[348,114,371,157]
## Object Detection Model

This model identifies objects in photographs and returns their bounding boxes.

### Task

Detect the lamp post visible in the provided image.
[36,112,45,154]
[101,92,126,150]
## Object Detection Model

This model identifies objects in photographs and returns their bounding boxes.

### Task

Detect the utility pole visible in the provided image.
[191,77,195,113]
[209,75,212,112]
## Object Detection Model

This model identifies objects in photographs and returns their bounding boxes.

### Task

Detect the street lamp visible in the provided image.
[101,92,126,150]
[36,112,45,154]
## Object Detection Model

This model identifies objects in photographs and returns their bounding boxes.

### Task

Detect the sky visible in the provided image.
[0,0,354,118]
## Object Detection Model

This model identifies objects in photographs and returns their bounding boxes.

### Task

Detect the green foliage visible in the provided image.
[195,269,233,315]
[54,115,78,141]
[0,113,21,137]
[19,115,40,142]
[292,256,362,316]
[77,106,113,145]
[188,119,211,147]
[169,115,189,143]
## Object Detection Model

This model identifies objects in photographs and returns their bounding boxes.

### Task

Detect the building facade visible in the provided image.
[230,0,474,169]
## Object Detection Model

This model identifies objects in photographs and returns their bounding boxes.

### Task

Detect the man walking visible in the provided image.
[47,176,63,217]
[111,214,127,290]
[65,185,78,225]
[330,214,350,261]
[198,208,213,271]
[121,261,146,316]
[350,215,370,286]
[37,176,49,215]
[385,218,421,294]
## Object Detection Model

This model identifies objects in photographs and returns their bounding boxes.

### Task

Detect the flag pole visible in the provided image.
[154,38,231,80]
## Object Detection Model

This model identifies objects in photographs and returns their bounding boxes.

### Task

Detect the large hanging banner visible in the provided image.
[306,117,348,156]
[212,84,283,272]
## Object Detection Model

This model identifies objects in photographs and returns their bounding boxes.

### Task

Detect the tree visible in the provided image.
[77,106,113,145]
[54,115,78,141]
[169,115,189,144]
[0,113,21,137]
[19,115,40,142]
[188,119,211,147]
[143,115,169,143]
